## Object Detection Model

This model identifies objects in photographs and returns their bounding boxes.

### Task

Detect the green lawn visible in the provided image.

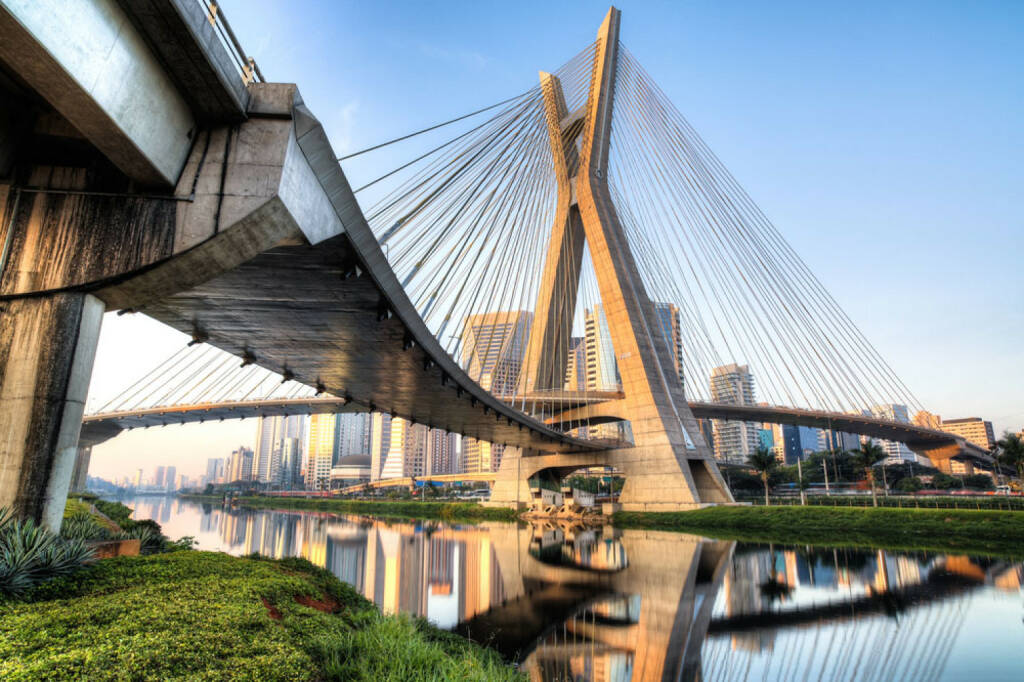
[183,495,518,522]
[613,505,1024,558]
[0,552,521,681]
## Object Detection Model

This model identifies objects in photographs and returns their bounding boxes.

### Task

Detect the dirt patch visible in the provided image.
[294,592,341,614]
[261,597,282,621]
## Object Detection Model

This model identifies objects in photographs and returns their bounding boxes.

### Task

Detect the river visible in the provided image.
[122,495,1023,681]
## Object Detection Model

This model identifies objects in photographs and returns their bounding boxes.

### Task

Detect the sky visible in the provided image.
[87,0,1023,481]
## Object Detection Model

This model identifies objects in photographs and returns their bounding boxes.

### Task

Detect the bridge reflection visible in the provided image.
[139,497,1022,681]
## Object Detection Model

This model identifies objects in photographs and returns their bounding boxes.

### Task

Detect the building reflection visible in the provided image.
[181,502,1021,682]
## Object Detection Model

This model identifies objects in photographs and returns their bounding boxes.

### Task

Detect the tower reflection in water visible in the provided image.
[178,502,1021,682]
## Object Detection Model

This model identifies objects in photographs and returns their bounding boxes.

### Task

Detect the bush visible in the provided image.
[896,476,923,492]
[0,508,95,598]
[963,474,994,490]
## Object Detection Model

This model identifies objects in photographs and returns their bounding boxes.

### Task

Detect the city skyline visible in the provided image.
[81,0,1021,483]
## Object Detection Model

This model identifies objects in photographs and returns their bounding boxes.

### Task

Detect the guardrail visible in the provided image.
[197,0,265,84]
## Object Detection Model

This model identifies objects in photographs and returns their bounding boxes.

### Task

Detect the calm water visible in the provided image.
[124,496,1023,681]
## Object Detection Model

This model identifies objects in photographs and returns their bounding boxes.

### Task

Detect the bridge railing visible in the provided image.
[197,0,265,84]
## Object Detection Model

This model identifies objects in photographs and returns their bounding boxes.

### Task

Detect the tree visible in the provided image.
[851,442,887,507]
[896,476,922,492]
[746,447,779,506]
[996,432,1024,483]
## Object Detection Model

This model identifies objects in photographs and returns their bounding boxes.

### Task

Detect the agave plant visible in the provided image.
[115,526,165,555]
[0,507,95,598]
[61,512,111,541]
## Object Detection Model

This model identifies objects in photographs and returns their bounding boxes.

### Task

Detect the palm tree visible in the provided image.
[746,446,778,506]
[851,442,888,507]
[996,432,1024,483]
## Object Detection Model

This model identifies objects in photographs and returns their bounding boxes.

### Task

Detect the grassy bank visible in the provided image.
[613,505,1024,558]
[181,495,518,523]
[0,551,520,681]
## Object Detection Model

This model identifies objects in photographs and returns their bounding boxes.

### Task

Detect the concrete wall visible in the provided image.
[0,0,195,185]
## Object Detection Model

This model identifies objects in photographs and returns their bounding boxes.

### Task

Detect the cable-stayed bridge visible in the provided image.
[0,2,987,527]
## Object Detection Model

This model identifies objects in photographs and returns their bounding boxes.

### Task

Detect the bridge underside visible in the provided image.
[137,231,590,455]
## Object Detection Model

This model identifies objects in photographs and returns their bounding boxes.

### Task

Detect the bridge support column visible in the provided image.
[70,445,93,493]
[0,294,104,529]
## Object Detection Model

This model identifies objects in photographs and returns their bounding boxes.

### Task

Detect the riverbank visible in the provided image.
[0,551,520,681]
[181,494,519,522]
[613,505,1024,558]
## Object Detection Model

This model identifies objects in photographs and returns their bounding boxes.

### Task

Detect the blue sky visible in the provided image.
[87,0,1022,480]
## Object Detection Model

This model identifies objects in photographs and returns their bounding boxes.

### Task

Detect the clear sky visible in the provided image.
[87,0,1023,482]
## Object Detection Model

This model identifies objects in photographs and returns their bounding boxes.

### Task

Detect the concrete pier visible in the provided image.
[0,295,103,528]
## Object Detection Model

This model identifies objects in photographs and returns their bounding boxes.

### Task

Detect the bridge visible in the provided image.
[0,1,987,528]
[76,379,989,473]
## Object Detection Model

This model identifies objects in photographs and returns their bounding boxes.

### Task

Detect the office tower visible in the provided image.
[132,468,143,488]
[585,304,633,441]
[337,413,371,460]
[228,446,254,482]
[653,301,684,383]
[380,417,429,479]
[306,413,338,489]
[941,417,996,451]
[760,422,785,462]
[564,336,586,390]
[781,424,822,465]
[153,465,166,489]
[913,410,943,430]
[278,437,302,488]
[460,311,531,473]
[870,404,916,463]
[426,429,458,475]
[205,457,225,485]
[369,412,392,481]
[254,415,306,483]
[822,428,861,453]
[709,363,760,462]
[585,304,620,392]
[461,310,532,396]
[164,465,176,491]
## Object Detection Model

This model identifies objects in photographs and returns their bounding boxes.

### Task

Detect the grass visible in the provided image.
[182,495,519,523]
[0,551,521,681]
[613,505,1024,558]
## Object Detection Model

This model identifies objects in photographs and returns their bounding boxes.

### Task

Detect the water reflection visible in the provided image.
[124,496,1024,681]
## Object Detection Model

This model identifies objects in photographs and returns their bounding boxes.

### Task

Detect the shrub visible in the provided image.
[60,512,111,541]
[0,508,95,598]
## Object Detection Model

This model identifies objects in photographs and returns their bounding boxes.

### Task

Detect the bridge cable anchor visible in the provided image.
[280,368,295,383]
[315,381,325,396]
[188,326,209,346]
[240,350,256,367]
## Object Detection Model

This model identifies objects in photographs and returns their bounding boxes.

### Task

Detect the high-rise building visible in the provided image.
[369,412,391,481]
[279,437,303,488]
[461,310,531,397]
[164,465,176,492]
[337,413,371,460]
[227,446,254,482]
[307,413,338,489]
[426,429,458,475]
[460,311,531,473]
[564,336,586,391]
[941,417,996,451]
[153,466,166,489]
[254,415,306,484]
[870,404,916,463]
[653,301,684,384]
[782,425,822,465]
[709,363,760,462]
[913,410,943,430]
[585,304,633,441]
[380,417,429,479]
[205,457,225,486]
[132,468,143,488]
[585,304,619,392]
